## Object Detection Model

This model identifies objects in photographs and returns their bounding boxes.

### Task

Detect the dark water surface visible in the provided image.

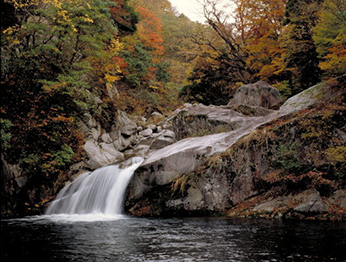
[1,215,346,262]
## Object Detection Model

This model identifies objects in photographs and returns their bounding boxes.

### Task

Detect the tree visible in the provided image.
[241,0,286,82]
[110,0,139,36]
[313,0,346,77]
[279,0,323,94]
[180,0,287,104]
[179,56,235,105]
[201,0,252,84]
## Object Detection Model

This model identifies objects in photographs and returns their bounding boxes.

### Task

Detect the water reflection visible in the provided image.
[2,217,346,262]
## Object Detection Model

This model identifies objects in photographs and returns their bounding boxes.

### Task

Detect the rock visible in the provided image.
[101,133,112,143]
[293,189,328,213]
[87,115,98,128]
[230,172,258,205]
[171,103,249,140]
[84,140,123,169]
[150,136,174,150]
[126,130,251,206]
[126,81,346,217]
[228,81,282,109]
[151,112,163,117]
[100,143,122,157]
[253,197,288,213]
[118,111,137,136]
[228,104,275,116]
[253,189,330,215]
[91,127,101,140]
[106,82,120,99]
[78,121,90,137]
[109,128,120,141]
[132,145,151,156]
[113,135,132,152]
[15,176,28,189]
[327,190,346,209]
[139,128,153,137]
[147,124,157,132]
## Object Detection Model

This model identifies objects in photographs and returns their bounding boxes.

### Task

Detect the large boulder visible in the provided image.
[228,81,282,109]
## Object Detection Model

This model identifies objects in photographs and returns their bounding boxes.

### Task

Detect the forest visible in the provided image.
[0,0,345,216]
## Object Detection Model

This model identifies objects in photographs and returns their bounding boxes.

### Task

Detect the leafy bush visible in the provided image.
[324,146,346,182]
[272,143,311,175]
[0,119,13,151]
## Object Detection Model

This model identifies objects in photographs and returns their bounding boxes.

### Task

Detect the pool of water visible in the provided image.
[1,215,346,262]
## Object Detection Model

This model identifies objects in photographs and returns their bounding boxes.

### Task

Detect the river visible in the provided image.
[2,215,346,262]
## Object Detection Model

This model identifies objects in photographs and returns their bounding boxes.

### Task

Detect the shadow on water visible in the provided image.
[2,216,346,262]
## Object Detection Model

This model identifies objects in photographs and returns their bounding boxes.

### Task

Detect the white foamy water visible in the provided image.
[45,157,143,219]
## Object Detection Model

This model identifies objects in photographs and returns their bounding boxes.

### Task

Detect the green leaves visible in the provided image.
[0,119,13,151]
[0,0,122,184]
[313,0,346,77]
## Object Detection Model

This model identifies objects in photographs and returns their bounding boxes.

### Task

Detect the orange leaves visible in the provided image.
[240,0,286,81]
[135,6,164,56]
[319,45,346,74]
[263,170,336,192]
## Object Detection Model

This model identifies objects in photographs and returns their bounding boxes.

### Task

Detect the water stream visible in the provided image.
[45,157,143,218]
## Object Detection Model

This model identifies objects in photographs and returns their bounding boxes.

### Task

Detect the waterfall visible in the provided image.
[45,157,143,216]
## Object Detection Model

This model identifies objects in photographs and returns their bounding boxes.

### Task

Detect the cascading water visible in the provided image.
[45,157,143,217]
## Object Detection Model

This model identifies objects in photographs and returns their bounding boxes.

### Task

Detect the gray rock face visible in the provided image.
[228,81,282,109]
[253,189,329,214]
[79,109,177,170]
[125,81,345,217]
[118,111,137,136]
[170,103,248,140]
[83,140,124,170]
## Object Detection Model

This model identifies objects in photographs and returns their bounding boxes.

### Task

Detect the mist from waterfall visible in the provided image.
[45,157,143,218]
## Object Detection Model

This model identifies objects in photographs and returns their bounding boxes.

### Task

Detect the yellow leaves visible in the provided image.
[104,74,120,83]
[2,25,22,45]
[325,146,346,165]
[81,14,94,24]
[5,0,39,9]
[109,39,123,53]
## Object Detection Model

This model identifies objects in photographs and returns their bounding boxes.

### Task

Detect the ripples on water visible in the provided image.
[1,215,346,262]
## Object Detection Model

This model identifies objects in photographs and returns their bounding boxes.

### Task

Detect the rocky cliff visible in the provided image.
[125,79,346,220]
[2,79,345,219]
